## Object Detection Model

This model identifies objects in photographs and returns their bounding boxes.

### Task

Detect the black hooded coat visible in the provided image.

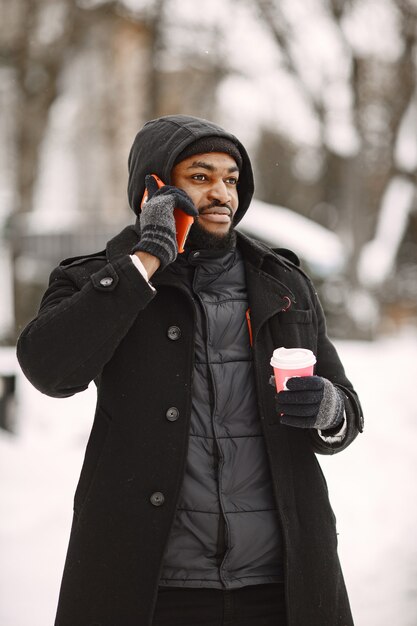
[17,115,363,626]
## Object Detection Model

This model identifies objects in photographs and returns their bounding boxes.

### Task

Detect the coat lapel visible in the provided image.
[238,231,297,341]
[245,264,295,340]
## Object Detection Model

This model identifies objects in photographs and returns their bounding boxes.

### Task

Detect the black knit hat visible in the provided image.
[173,136,243,169]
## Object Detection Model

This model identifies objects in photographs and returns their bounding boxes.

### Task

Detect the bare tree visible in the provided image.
[255,0,416,245]
[1,0,155,337]
[251,0,417,336]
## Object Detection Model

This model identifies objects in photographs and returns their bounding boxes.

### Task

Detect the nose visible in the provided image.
[207,180,230,205]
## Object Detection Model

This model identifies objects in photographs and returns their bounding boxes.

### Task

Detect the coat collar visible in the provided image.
[236,230,298,270]
[105,221,297,269]
[105,223,297,326]
[106,221,140,262]
[105,221,296,265]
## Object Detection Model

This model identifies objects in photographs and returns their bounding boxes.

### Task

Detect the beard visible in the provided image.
[185,219,237,251]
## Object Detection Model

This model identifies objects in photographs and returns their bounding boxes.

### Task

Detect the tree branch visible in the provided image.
[254,0,325,123]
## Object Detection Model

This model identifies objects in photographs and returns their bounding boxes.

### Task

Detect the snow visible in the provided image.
[1,330,417,625]
[320,330,417,626]
[31,95,81,233]
[358,176,415,287]
[240,198,346,275]
[0,346,18,376]
[341,0,404,61]
[0,67,16,229]
[0,243,14,339]
[395,96,417,172]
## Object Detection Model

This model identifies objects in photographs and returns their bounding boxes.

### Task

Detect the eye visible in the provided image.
[225,176,238,185]
[191,174,207,181]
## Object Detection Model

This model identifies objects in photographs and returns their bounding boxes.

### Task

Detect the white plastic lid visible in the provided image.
[270,347,316,369]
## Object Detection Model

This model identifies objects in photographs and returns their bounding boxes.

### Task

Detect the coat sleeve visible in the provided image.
[17,255,156,398]
[308,285,364,455]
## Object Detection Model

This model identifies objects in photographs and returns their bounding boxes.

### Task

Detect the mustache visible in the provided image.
[198,201,233,217]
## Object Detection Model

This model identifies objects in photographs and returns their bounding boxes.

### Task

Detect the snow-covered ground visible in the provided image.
[1,330,417,626]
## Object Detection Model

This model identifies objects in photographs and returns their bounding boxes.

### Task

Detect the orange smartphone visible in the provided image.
[140,174,194,254]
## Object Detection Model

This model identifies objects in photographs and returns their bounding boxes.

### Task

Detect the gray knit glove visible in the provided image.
[132,175,197,269]
[275,376,344,430]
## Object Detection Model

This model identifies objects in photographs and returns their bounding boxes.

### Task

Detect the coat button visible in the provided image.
[166,407,179,422]
[150,492,165,507]
[99,277,113,287]
[167,326,181,340]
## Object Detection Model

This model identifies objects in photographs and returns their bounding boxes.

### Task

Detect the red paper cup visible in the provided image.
[270,347,316,392]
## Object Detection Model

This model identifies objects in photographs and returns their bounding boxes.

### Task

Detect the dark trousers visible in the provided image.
[152,583,287,626]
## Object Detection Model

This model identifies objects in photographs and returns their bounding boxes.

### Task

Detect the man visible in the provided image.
[17,114,363,626]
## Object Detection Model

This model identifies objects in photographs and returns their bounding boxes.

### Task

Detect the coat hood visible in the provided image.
[127,114,255,225]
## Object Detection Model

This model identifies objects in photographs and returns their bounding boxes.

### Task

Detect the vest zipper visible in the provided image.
[246,308,253,347]
[213,438,227,565]
[194,287,229,578]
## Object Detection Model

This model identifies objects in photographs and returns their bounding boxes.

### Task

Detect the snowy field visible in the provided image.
[1,331,417,626]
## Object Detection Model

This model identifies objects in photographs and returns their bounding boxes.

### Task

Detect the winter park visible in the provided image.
[1,1,417,625]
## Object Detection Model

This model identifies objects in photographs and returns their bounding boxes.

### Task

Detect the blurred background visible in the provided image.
[0,0,416,625]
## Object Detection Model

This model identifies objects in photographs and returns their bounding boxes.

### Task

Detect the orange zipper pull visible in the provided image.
[246,308,253,347]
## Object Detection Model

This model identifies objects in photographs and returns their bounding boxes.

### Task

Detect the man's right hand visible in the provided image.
[131,175,197,271]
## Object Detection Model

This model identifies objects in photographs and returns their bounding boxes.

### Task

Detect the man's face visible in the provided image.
[171,152,239,239]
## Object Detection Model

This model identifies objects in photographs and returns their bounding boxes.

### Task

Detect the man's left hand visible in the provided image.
[275,376,344,430]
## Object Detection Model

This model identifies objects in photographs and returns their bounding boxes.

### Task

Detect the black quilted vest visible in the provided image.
[159,247,284,589]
